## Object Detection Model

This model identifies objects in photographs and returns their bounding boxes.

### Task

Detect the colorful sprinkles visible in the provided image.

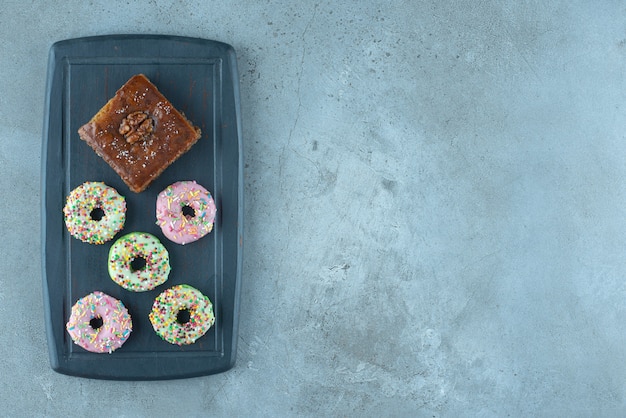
[156,181,216,245]
[149,284,215,345]
[64,179,219,350]
[108,232,171,292]
[63,182,126,244]
[65,291,132,354]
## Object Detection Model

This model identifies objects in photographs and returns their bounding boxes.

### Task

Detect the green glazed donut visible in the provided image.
[149,284,215,345]
[108,232,170,292]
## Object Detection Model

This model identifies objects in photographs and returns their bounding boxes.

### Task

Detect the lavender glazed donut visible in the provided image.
[65,291,132,353]
[156,181,217,245]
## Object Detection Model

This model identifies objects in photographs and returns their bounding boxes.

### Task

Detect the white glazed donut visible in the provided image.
[63,182,126,244]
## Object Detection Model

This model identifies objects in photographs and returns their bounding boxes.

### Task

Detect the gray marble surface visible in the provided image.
[2,1,626,416]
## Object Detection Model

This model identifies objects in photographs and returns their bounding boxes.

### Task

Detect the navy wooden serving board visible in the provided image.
[41,35,243,380]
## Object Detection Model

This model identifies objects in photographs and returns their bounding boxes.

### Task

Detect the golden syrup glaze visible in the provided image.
[78,74,201,193]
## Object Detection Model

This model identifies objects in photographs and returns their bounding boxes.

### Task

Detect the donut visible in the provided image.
[63,182,126,244]
[65,291,132,353]
[108,232,171,292]
[149,284,215,345]
[156,181,217,245]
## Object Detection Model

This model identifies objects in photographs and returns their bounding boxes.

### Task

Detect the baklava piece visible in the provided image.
[78,74,202,193]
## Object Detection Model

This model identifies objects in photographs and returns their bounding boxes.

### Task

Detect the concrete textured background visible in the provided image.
[1,0,626,416]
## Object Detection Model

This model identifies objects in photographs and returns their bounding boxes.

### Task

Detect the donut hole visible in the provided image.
[182,205,196,218]
[89,316,103,330]
[130,256,147,272]
[176,308,191,324]
[90,207,105,221]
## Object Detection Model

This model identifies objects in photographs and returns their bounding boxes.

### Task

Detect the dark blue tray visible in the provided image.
[41,35,243,380]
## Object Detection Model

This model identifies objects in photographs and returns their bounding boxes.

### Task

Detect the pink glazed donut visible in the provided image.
[65,291,132,353]
[156,181,217,245]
